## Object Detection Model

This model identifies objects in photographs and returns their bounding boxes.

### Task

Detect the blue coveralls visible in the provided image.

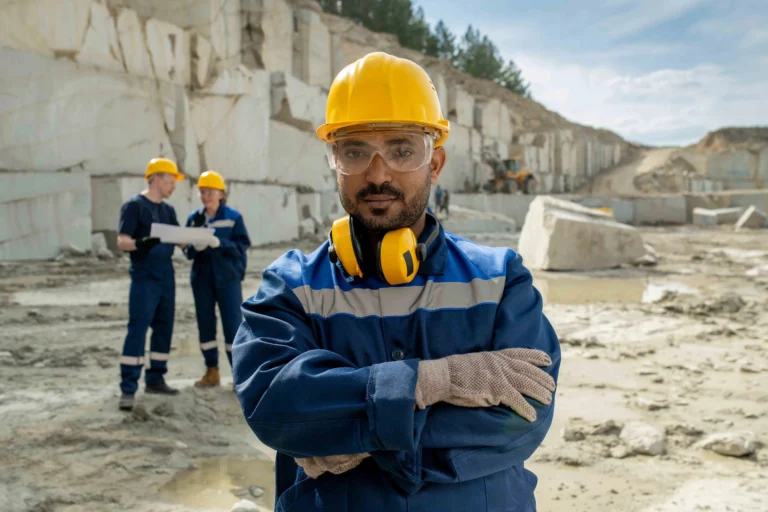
[118,194,180,394]
[184,204,251,368]
[232,214,561,512]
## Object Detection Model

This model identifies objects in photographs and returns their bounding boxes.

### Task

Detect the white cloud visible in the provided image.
[597,0,708,39]
[515,54,768,145]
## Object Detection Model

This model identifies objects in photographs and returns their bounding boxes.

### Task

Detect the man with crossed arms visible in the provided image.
[232,52,560,511]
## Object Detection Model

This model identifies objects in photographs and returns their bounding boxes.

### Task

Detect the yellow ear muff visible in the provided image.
[329,216,363,279]
[378,228,420,285]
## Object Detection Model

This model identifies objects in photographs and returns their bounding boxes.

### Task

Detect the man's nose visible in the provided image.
[365,154,392,186]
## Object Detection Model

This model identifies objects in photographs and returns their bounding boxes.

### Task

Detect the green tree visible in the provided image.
[433,20,457,63]
[317,1,531,97]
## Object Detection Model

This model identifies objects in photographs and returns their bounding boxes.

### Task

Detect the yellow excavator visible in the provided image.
[482,146,539,194]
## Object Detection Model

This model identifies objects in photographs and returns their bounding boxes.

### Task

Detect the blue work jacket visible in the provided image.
[184,204,251,286]
[232,216,561,512]
[118,194,179,280]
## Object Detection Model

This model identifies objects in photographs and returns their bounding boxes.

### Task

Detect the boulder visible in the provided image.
[447,84,475,127]
[241,0,293,74]
[167,89,201,177]
[202,70,271,182]
[76,2,124,73]
[0,172,91,261]
[231,498,261,511]
[0,0,91,56]
[474,99,501,139]
[293,8,332,88]
[440,206,517,234]
[619,422,666,456]
[735,205,767,230]
[116,8,154,78]
[190,96,238,145]
[191,34,215,88]
[145,18,190,85]
[268,121,334,191]
[693,207,745,226]
[270,72,327,132]
[226,184,299,246]
[696,432,759,457]
[634,195,687,225]
[203,65,254,95]
[518,196,646,271]
[0,47,171,174]
[108,0,241,67]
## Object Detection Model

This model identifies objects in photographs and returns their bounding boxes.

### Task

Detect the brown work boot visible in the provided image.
[194,367,220,387]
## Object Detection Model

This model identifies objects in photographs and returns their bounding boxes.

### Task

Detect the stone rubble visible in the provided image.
[735,205,767,230]
[696,432,760,457]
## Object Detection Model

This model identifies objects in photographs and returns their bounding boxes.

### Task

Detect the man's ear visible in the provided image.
[430,146,446,183]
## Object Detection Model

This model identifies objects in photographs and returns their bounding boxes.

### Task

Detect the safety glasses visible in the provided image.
[326,128,436,175]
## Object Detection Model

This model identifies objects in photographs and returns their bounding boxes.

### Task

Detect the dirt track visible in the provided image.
[1,227,767,511]
[583,148,678,196]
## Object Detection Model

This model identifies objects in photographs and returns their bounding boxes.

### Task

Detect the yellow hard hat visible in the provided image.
[197,170,226,191]
[145,157,185,181]
[316,52,450,147]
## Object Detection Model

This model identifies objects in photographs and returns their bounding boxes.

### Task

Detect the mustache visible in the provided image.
[356,183,405,201]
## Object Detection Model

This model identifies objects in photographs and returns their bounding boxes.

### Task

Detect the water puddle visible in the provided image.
[161,455,275,511]
[10,277,262,307]
[533,274,702,305]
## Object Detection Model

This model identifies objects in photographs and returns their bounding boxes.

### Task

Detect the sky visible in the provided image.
[416,0,768,146]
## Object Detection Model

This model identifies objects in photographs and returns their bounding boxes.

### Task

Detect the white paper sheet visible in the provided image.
[150,223,215,244]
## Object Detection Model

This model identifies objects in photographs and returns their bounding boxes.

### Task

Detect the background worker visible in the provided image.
[232,52,560,511]
[184,170,251,388]
[116,157,185,411]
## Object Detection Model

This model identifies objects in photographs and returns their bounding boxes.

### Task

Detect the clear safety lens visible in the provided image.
[326,130,435,175]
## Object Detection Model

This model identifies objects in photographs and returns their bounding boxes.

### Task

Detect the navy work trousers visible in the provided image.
[120,272,175,394]
[192,274,243,369]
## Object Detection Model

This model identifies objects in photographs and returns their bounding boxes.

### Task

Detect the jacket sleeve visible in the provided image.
[217,214,251,259]
[182,214,198,260]
[372,251,561,493]
[232,261,425,459]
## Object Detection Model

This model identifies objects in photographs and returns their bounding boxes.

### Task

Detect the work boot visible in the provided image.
[195,367,221,388]
[119,393,135,411]
[145,380,180,395]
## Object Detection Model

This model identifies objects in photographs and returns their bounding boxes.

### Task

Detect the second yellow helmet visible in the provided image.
[197,170,226,191]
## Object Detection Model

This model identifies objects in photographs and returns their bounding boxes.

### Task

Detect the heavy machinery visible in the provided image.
[481,146,539,195]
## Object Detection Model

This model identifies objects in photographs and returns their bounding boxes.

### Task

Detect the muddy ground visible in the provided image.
[1,226,767,511]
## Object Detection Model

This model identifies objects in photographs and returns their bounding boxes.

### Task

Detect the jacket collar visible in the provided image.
[416,208,447,276]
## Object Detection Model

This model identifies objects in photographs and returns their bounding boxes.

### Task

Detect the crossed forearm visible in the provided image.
[295,348,555,478]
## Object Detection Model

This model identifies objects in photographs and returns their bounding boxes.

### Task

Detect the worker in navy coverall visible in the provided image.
[232,52,561,511]
[116,157,186,411]
[184,170,251,388]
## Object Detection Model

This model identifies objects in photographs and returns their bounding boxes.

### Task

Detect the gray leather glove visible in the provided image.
[414,348,555,422]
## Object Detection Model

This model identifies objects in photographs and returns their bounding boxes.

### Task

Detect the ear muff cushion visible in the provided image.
[378,228,419,285]
[330,216,364,278]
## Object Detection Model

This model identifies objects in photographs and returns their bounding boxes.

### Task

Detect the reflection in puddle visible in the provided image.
[161,455,275,511]
[533,275,700,305]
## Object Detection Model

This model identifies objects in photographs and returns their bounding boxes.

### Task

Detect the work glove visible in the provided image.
[192,236,220,252]
[135,237,161,251]
[191,211,206,227]
[295,453,371,479]
[414,348,555,422]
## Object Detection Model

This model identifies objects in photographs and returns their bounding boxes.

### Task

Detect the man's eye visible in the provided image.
[344,150,366,159]
[393,149,413,158]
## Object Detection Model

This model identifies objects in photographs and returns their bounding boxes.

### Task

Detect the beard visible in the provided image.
[339,172,431,232]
